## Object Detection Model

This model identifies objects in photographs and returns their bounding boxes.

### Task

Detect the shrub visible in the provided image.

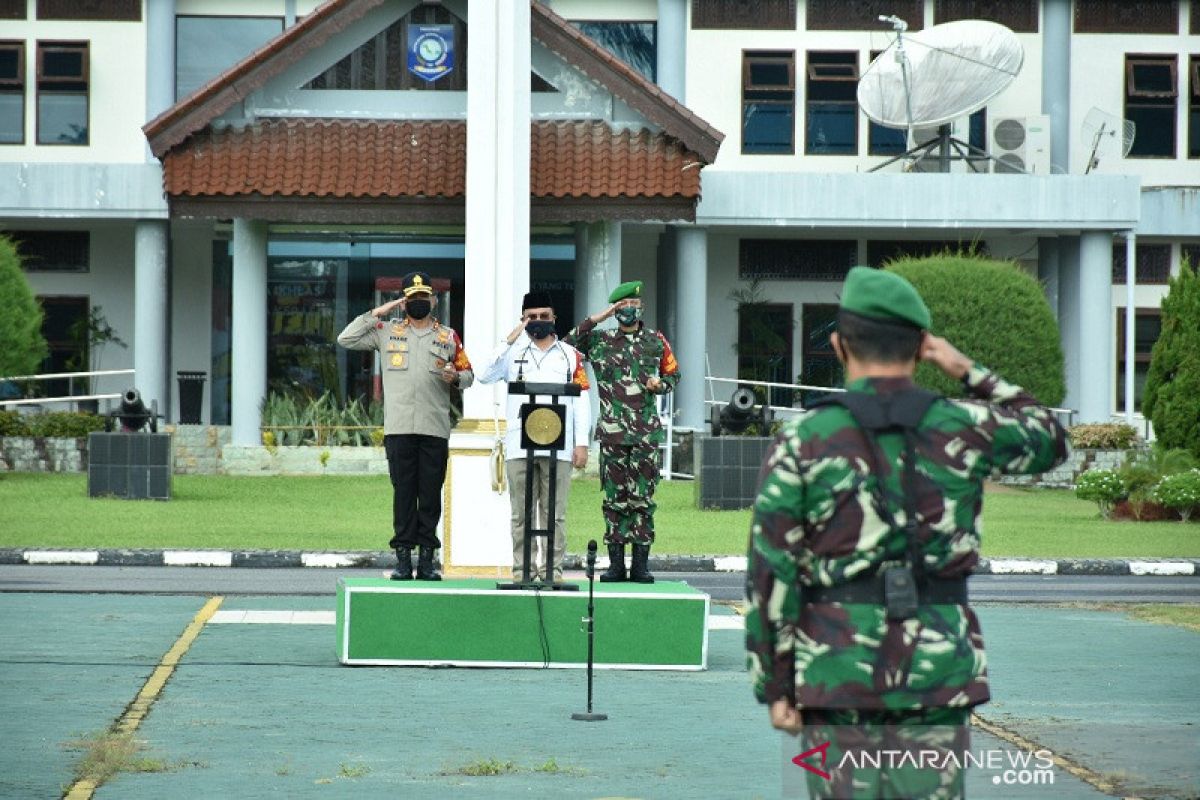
[0,235,49,377]
[1152,469,1200,523]
[260,391,383,446]
[0,409,29,436]
[886,254,1065,405]
[25,412,106,438]
[1142,257,1200,461]
[1074,469,1125,518]
[1118,446,1197,520]
[1068,423,1138,450]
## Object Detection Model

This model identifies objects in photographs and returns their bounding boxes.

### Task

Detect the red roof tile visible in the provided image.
[162,119,702,200]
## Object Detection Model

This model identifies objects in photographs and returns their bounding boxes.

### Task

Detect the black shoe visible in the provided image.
[415,546,442,581]
[390,548,413,581]
[598,542,626,582]
[630,543,655,584]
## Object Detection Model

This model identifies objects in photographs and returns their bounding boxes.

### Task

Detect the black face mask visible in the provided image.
[405,297,431,320]
[525,320,555,340]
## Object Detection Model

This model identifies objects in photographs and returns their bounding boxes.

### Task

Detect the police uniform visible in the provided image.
[567,280,679,584]
[478,291,591,582]
[336,271,474,581]
[745,267,1069,798]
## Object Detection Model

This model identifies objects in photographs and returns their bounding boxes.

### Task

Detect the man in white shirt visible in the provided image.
[479,292,591,583]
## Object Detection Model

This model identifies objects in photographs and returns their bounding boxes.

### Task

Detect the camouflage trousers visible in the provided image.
[599,442,660,545]
[794,707,970,800]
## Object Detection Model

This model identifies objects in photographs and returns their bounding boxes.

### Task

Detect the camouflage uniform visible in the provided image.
[567,317,679,544]
[747,366,1067,798]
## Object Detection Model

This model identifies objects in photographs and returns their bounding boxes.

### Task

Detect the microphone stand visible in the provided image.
[572,540,607,721]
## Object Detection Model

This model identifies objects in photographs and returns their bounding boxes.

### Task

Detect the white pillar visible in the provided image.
[1124,232,1136,423]
[1077,231,1114,423]
[230,219,268,445]
[1042,0,1071,173]
[145,0,175,160]
[656,0,687,102]
[674,226,707,430]
[462,0,531,420]
[584,221,621,317]
[134,221,170,417]
[1038,238,1060,314]
[1058,237,1081,416]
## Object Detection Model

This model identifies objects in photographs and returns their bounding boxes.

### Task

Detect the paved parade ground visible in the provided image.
[1,577,1197,799]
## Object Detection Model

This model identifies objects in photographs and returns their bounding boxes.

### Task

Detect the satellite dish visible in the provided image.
[1082,107,1135,173]
[858,19,1024,131]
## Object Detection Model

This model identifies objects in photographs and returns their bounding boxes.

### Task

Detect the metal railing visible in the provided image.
[0,369,133,409]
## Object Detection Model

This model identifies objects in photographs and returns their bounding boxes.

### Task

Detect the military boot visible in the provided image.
[630,543,655,584]
[598,542,626,582]
[390,548,413,581]
[415,546,442,581]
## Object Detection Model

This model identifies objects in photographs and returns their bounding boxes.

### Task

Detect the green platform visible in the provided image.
[335,578,710,670]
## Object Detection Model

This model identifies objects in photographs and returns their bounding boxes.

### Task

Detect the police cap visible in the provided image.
[839,266,931,330]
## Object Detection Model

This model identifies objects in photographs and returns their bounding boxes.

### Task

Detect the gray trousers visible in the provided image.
[506,457,572,580]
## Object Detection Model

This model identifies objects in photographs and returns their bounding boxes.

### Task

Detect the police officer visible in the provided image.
[568,280,679,583]
[337,271,474,581]
[478,291,591,583]
[745,267,1068,799]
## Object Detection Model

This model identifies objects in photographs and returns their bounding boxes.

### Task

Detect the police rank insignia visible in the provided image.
[390,354,405,368]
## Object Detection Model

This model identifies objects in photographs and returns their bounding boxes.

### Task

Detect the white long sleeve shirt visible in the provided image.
[478,335,591,462]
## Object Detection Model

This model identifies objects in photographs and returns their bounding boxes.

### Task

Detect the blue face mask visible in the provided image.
[615,306,641,326]
[525,320,555,340]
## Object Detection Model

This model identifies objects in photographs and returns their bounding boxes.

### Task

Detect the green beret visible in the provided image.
[608,280,643,304]
[839,266,931,330]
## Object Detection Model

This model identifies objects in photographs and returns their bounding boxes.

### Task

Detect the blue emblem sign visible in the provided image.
[408,24,454,83]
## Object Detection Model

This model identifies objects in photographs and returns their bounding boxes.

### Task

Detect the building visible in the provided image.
[3,0,1199,438]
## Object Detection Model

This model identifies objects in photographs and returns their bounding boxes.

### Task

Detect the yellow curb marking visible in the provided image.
[971,713,1123,796]
[63,596,223,800]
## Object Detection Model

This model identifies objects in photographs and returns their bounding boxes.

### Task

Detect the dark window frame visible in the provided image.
[572,20,658,83]
[806,0,924,31]
[741,50,796,155]
[36,40,89,146]
[175,15,284,100]
[1112,242,1173,284]
[0,40,25,145]
[1125,54,1178,158]
[805,50,859,156]
[1075,0,1179,34]
[12,230,91,273]
[1115,307,1162,413]
[737,302,795,408]
[739,238,857,281]
[934,0,1038,32]
[1191,56,1200,158]
[692,0,796,31]
[37,0,140,21]
[1126,57,1177,98]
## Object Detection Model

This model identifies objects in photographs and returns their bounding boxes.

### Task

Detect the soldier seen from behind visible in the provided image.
[337,271,474,582]
[567,280,679,583]
[745,266,1068,799]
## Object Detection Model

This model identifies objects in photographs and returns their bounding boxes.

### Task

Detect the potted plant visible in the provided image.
[65,306,127,413]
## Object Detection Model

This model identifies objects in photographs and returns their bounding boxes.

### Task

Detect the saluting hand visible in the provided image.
[919,334,973,381]
[371,298,404,318]
[769,698,803,735]
[506,319,525,346]
[589,303,621,325]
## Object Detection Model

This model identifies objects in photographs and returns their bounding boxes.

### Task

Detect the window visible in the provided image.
[1184,244,1200,268]
[573,22,656,82]
[737,303,794,408]
[742,51,794,154]
[0,0,25,19]
[304,5,466,91]
[800,304,842,406]
[1115,310,1161,413]
[1076,1,1179,34]
[37,296,90,398]
[1112,243,1172,284]
[1189,56,1199,159]
[867,50,905,156]
[692,0,794,30]
[867,240,985,267]
[176,17,283,100]
[740,239,856,280]
[808,0,923,31]
[1126,55,1177,158]
[37,0,140,21]
[0,41,23,144]
[935,0,1038,32]
[806,52,858,155]
[11,230,90,272]
[36,42,88,145]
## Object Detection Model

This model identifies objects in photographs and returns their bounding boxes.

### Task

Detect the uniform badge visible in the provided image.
[434,358,446,369]
[390,353,406,368]
[391,323,406,335]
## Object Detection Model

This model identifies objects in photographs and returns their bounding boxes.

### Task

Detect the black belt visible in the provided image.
[805,575,968,605]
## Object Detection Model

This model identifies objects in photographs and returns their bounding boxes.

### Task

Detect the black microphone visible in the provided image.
[586,539,597,579]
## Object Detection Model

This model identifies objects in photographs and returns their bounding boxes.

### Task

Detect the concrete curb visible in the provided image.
[1,549,1197,576]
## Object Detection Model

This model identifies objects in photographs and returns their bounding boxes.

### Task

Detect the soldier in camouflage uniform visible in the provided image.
[745,267,1068,799]
[567,280,679,583]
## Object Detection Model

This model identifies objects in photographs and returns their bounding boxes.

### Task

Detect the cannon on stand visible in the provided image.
[90,388,171,499]
[710,387,773,436]
[104,388,159,433]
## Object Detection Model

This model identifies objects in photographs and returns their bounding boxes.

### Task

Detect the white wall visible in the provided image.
[1,16,148,163]
[170,220,216,423]
[176,0,322,15]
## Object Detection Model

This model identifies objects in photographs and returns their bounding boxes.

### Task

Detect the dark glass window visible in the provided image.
[1116,310,1162,412]
[806,52,858,155]
[0,0,26,19]
[800,304,843,406]
[807,0,923,30]
[934,0,1038,32]
[175,16,282,100]
[737,303,794,408]
[0,41,23,144]
[1189,57,1199,159]
[740,239,856,280]
[37,296,89,398]
[1112,243,1172,284]
[36,41,88,145]
[1125,55,1178,158]
[573,22,656,82]
[11,230,89,272]
[742,51,794,155]
[866,49,905,155]
[867,240,985,267]
[692,0,795,30]
[37,0,140,21]
[1076,1,1179,34]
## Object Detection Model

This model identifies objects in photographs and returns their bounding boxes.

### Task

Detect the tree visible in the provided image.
[0,236,48,378]
[1142,256,1200,460]
[886,253,1066,405]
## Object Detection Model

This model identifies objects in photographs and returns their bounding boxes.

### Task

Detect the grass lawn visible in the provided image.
[0,473,1197,557]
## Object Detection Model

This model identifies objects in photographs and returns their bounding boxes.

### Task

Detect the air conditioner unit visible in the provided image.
[990,115,1051,174]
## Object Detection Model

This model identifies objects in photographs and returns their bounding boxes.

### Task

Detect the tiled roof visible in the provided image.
[162,119,702,200]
